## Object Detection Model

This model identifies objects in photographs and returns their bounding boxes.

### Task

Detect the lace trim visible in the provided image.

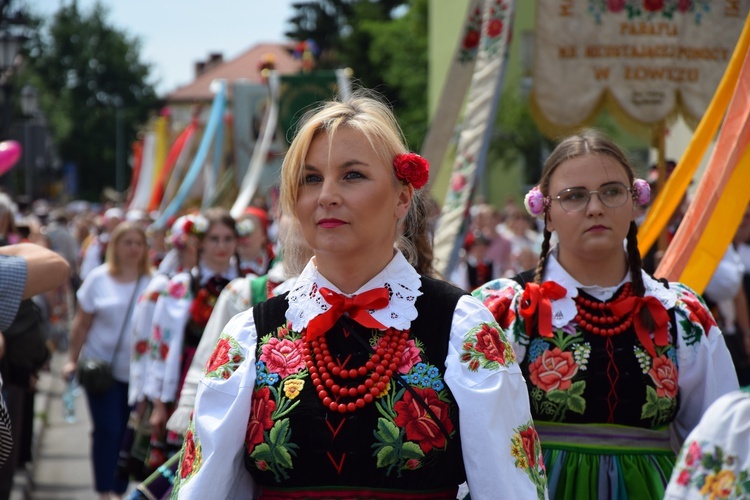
[286,252,422,332]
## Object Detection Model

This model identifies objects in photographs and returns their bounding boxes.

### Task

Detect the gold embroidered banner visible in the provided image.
[530,0,749,135]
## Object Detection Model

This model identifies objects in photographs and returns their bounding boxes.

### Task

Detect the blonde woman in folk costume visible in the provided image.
[170,93,548,499]
[473,129,739,499]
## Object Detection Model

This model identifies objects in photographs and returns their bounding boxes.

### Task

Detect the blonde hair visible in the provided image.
[106,221,152,277]
[279,92,432,276]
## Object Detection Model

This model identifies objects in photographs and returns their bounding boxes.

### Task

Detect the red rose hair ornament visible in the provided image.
[393,153,429,190]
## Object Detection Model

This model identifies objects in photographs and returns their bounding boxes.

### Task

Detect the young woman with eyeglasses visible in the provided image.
[473,129,739,499]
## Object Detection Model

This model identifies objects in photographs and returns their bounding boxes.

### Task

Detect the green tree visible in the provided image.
[19,1,158,200]
[285,0,427,149]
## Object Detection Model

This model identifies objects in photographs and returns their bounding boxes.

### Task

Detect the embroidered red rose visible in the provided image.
[246,387,276,453]
[396,339,421,374]
[405,458,421,470]
[681,294,717,334]
[486,18,503,37]
[206,337,232,373]
[451,173,467,192]
[135,340,148,356]
[393,153,429,189]
[394,387,454,453]
[167,280,187,299]
[528,347,579,392]
[468,359,480,371]
[159,343,169,361]
[260,338,305,378]
[484,293,516,329]
[462,29,480,49]
[519,426,539,468]
[643,0,664,11]
[677,469,691,486]
[685,441,701,466]
[180,430,196,478]
[648,355,678,399]
[475,324,506,363]
[607,0,626,12]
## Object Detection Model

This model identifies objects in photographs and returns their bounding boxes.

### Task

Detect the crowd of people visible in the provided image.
[0,91,747,499]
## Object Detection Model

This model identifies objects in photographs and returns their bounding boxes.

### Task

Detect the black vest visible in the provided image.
[247,276,468,494]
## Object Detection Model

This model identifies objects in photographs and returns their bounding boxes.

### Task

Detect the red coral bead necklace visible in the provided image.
[573,282,634,336]
[303,328,409,413]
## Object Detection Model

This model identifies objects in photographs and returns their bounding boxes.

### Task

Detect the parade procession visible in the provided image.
[0,0,749,499]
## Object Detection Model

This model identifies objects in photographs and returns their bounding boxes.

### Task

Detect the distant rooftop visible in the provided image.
[165,42,302,102]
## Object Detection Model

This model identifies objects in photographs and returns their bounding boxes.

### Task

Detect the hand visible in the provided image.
[149,400,168,436]
[62,360,77,382]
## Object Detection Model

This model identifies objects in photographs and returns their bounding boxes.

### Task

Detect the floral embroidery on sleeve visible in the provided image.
[204,333,245,379]
[133,340,149,361]
[172,418,202,495]
[150,324,171,361]
[165,278,190,300]
[510,420,547,500]
[672,440,750,498]
[482,288,517,330]
[461,321,516,371]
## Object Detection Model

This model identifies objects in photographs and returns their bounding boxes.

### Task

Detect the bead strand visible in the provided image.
[304,328,409,413]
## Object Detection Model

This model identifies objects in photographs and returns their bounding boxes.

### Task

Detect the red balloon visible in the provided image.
[0,140,22,176]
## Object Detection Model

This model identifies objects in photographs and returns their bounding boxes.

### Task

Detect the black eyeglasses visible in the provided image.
[553,182,632,212]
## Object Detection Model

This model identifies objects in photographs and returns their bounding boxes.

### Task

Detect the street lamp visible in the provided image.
[0,32,20,71]
[20,83,36,116]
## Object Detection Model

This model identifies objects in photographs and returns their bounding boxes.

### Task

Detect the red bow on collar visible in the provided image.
[304,287,389,341]
[611,295,669,357]
[518,281,567,338]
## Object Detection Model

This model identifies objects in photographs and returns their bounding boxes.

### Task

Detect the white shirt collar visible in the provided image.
[285,250,422,332]
[196,260,239,285]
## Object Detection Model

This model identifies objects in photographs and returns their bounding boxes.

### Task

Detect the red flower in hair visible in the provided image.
[393,153,429,189]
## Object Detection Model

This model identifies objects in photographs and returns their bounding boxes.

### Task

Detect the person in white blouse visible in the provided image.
[170,93,547,499]
[63,221,151,500]
[473,129,739,499]
[145,209,241,449]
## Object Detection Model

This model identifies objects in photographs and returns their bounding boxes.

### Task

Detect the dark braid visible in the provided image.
[626,220,655,330]
[534,228,553,284]
[626,221,645,297]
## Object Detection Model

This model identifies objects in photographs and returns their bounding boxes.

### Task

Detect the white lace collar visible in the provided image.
[286,251,422,332]
[542,248,676,328]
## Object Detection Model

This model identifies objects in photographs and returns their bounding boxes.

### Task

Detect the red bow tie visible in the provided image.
[304,287,390,341]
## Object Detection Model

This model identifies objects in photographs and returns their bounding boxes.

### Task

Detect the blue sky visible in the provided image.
[28,0,297,94]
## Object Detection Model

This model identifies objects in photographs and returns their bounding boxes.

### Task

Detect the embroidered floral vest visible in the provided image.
[516,282,681,428]
[246,276,467,493]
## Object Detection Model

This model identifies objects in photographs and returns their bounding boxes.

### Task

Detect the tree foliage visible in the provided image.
[285,0,428,150]
[19,1,158,200]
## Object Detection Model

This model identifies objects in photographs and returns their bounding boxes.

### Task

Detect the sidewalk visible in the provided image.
[11,352,98,500]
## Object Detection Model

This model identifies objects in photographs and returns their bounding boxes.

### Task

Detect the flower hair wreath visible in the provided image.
[393,153,429,190]
[236,218,256,238]
[523,178,652,218]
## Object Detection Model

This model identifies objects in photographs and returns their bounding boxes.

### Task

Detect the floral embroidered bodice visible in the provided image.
[171,252,550,499]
